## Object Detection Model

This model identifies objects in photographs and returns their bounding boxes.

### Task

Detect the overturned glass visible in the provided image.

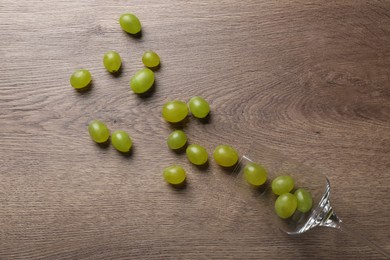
[222,143,390,258]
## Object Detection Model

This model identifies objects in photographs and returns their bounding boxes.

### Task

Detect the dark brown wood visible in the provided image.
[1,0,389,259]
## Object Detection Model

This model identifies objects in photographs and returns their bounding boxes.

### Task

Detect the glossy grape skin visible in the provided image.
[142,51,160,68]
[162,101,189,123]
[119,13,141,34]
[188,96,210,119]
[186,144,208,165]
[167,130,187,150]
[88,120,110,143]
[275,193,298,219]
[130,68,155,94]
[103,51,122,73]
[70,69,91,89]
[111,130,132,152]
[163,165,186,185]
[294,188,313,213]
[271,175,295,195]
[213,145,239,167]
[244,162,267,186]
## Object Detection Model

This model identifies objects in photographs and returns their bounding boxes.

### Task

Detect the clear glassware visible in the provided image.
[220,142,389,258]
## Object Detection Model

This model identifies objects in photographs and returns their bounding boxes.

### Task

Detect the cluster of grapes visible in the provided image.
[161,96,243,185]
[70,14,160,152]
[271,175,313,218]
[69,12,312,219]
[67,13,249,187]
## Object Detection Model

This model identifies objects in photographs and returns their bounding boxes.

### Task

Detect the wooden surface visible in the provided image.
[1,0,389,259]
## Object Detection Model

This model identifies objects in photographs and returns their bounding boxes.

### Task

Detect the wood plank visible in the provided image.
[0,0,389,258]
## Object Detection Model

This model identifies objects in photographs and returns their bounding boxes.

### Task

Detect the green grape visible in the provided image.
[162,100,189,123]
[70,69,91,89]
[188,96,210,119]
[103,51,122,73]
[244,162,267,186]
[213,145,239,167]
[271,175,295,195]
[163,165,186,185]
[186,144,208,165]
[130,68,155,94]
[111,130,132,152]
[294,188,313,213]
[119,13,141,34]
[167,130,187,150]
[88,120,110,143]
[142,51,160,68]
[275,193,298,219]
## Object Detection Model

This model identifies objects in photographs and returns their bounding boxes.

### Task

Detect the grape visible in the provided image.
[167,130,187,150]
[70,69,91,89]
[119,13,141,34]
[142,51,160,68]
[275,193,297,219]
[111,130,132,152]
[103,51,122,73]
[244,162,267,186]
[294,188,313,213]
[188,96,210,119]
[271,175,295,195]
[213,145,239,167]
[88,120,110,143]
[130,68,155,94]
[162,101,188,123]
[186,144,208,165]
[163,165,186,185]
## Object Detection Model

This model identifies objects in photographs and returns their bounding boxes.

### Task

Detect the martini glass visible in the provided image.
[220,142,389,258]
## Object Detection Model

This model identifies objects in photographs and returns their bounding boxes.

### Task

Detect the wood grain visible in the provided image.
[1,0,389,259]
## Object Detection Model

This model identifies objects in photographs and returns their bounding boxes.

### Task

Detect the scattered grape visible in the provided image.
[271,175,295,195]
[88,120,110,143]
[119,13,141,34]
[188,96,210,119]
[244,162,267,186]
[163,165,186,185]
[111,130,132,152]
[275,193,297,219]
[103,51,122,73]
[162,100,188,123]
[142,51,160,68]
[294,188,313,213]
[70,69,91,89]
[130,68,155,94]
[186,144,208,165]
[213,145,239,167]
[167,130,187,150]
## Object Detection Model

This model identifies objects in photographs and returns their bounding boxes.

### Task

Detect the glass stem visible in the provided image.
[321,209,390,258]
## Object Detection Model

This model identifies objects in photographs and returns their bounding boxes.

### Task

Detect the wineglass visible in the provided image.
[218,142,389,258]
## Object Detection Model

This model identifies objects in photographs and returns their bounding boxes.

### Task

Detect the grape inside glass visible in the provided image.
[223,143,389,257]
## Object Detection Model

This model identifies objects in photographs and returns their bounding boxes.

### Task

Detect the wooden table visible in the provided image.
[1,0,389,259]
